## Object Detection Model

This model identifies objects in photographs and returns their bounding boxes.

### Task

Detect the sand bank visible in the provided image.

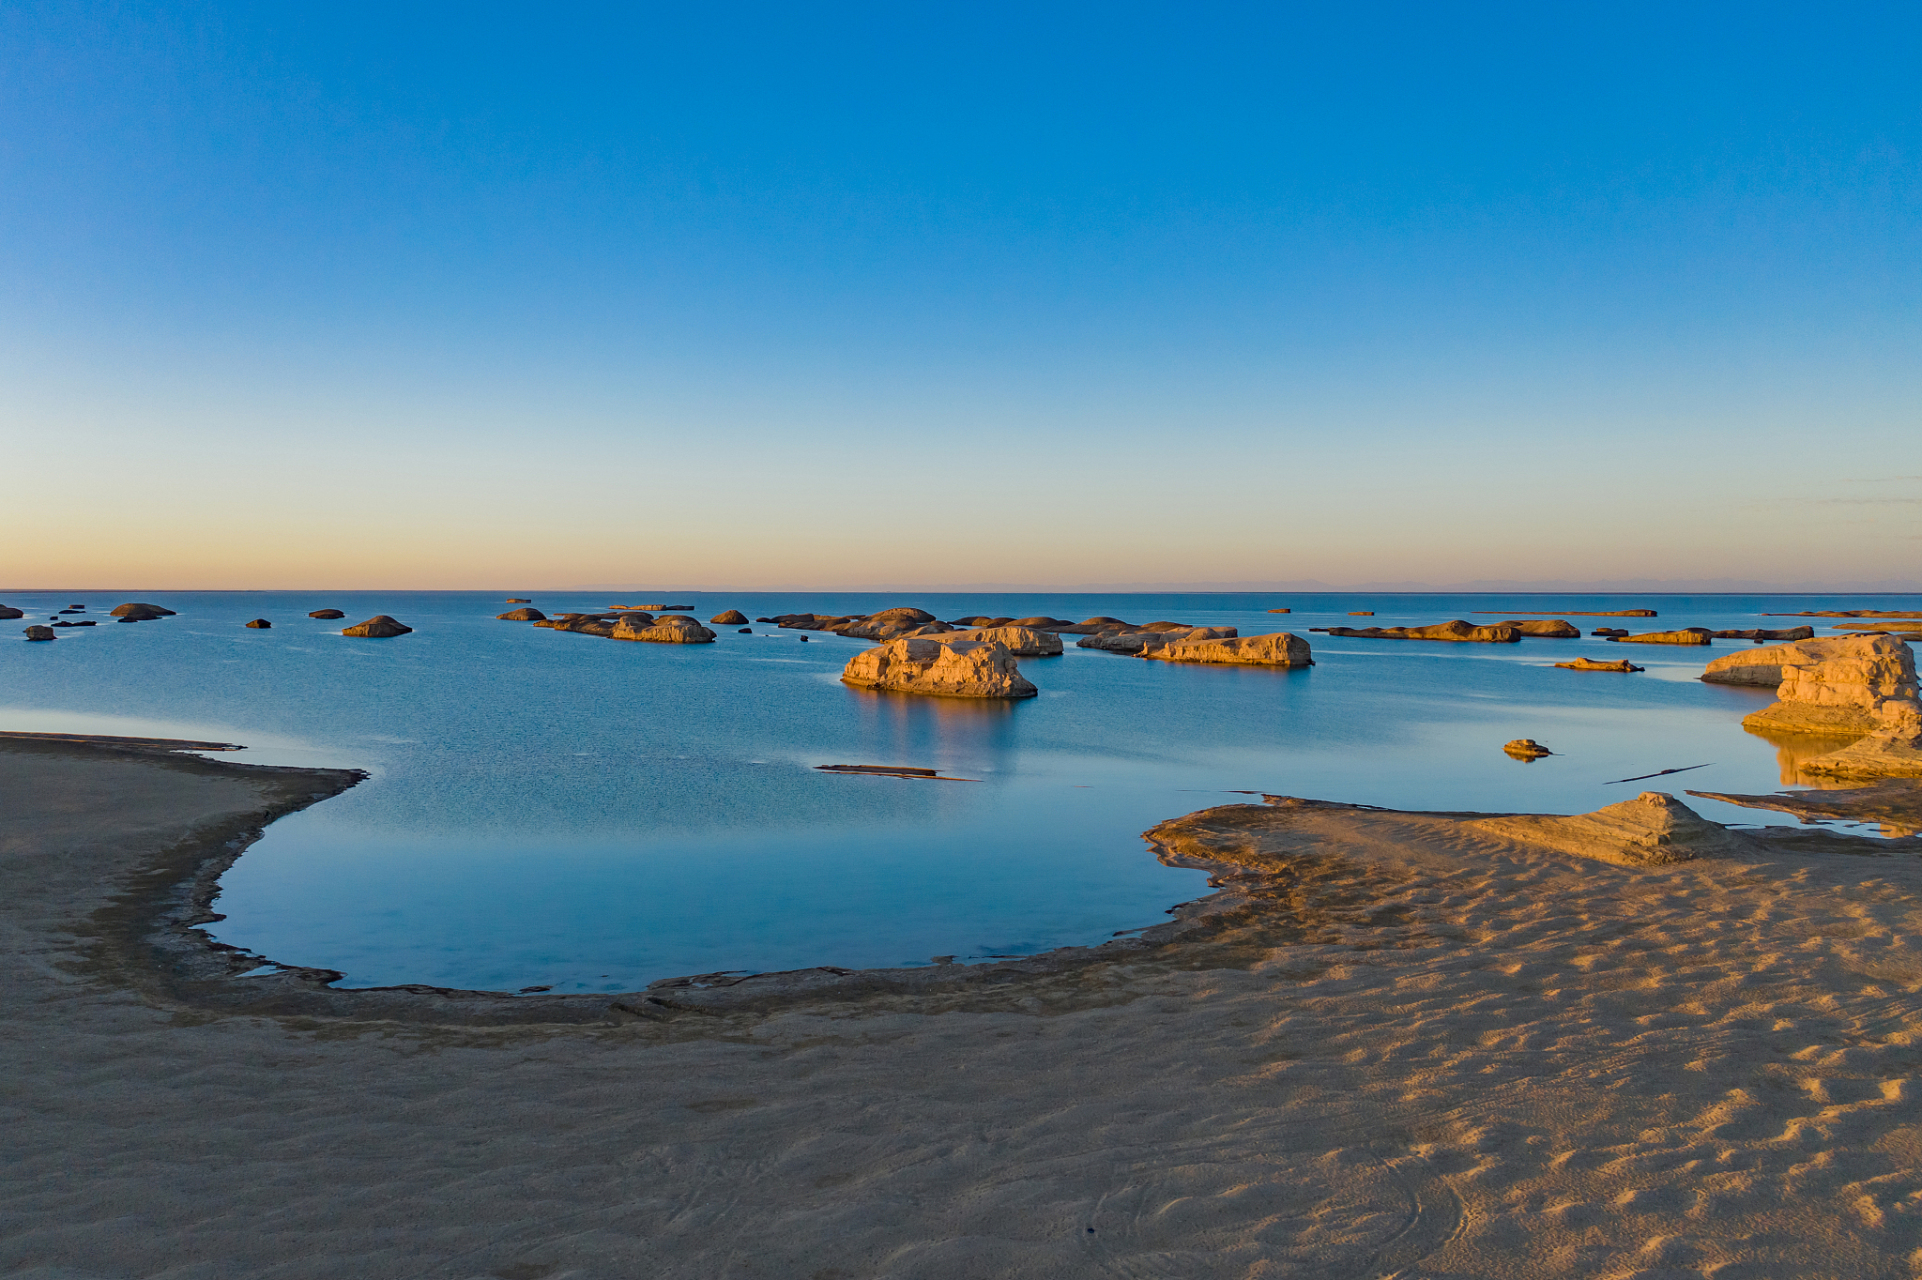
[6,734,1922,1277]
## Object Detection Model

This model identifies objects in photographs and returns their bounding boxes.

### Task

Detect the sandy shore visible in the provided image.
[6,735,1922,1277]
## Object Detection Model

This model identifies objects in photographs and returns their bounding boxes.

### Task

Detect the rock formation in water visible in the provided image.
[767,609,949,640]
[613,613,716,643]
[1606,629,1713,646]
[1472,792,1756,866]
[110,603,175,619]
[497,608,546,621]
[768,612,849,631]
[1712,627,1815,642]
[1555,657,1644,672]
[1702,636,1859,688]
[1079,625,1238,654]
[1475,608,1657,618]
[834,607,940,641]
[920,626,1064,656]
[505,598,532,603]
[1143,632,1314,668]
[308,609,345,620]
[22,625,55,640]
[1741,635,1919,737]
[1496,619,1581,638]
[1724,635,1922,779]
[1503,739,1552,759]
[342,615,413,638]
[710,609,748,625]
[1591,627,1629,637]
[1266,607,1292,614]
[536,613,619,636]
[1312,620,1520,644]
[0,605,22,620]
[244,619,271,629]
[1764,609,1922,618]
[841,636,1037,698]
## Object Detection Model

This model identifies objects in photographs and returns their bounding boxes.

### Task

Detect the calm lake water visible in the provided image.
[3,589,1913,991]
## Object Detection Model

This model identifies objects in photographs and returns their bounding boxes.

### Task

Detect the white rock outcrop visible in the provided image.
[841,637,1037,699]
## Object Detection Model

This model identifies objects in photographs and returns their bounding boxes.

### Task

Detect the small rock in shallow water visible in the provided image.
[497,608,545,621]
[342,615,413,638]
[308,609,345,619]
[23,626,55,641]
[710,609,748,625]
[245,619,271,629]
[1504,739,1553,759]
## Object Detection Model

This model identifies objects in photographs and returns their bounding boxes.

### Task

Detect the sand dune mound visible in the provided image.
[1470,791,1759,866]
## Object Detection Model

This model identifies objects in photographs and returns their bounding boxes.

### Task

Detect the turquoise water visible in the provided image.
[2,589,1913,991]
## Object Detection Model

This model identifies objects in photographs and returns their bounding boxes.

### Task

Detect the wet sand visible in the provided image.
[6,733,1922,1278]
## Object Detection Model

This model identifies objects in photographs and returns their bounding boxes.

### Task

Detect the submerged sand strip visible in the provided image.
[10,736,1922,1277]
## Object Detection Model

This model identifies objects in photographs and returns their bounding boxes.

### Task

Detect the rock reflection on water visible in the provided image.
[1741,725,1871,789]
[843,686,1022,777]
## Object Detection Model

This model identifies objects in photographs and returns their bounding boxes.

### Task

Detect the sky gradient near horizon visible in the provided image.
[3,2,1919,589]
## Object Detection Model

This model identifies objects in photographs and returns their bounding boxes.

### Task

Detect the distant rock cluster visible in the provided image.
[516,611,717,644]
[1311,620,1521,643]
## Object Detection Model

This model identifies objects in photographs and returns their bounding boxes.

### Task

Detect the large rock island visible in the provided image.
[1737,635,1922,777]
[1702,636,1861,688]
[841,637,1037,698]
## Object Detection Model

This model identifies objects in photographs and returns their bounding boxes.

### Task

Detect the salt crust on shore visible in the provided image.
[6,738,1922,1278]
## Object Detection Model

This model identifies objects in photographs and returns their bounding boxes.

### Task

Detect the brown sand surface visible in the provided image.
[7,738,1922,1278]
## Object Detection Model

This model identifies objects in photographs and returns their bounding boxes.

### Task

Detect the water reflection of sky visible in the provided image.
[1,589,1914,991]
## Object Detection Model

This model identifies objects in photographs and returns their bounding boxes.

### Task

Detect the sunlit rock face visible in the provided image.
[1741,635,1922,779]
[1703,636,1863,688]
[612,614,716,644]
[841,637,1037,699]
[1742,635,1921,738]
[1143,632,1313,668]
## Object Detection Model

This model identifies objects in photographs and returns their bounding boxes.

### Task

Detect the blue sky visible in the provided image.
[3,2,1918,588]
